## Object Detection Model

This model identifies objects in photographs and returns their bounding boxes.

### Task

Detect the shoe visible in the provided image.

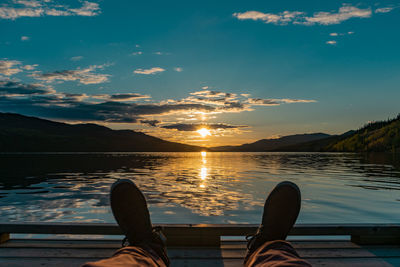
[110,179,169,266]
[246,181,301,255]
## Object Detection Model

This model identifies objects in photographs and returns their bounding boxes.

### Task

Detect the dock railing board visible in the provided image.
[1,223,400,246]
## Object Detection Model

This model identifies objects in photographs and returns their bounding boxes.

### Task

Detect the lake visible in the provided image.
[0,152,399,224]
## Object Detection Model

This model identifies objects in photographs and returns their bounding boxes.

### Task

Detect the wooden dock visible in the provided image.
[1,223,400,266]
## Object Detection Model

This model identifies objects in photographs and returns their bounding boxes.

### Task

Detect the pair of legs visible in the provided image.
[83,180,311,267]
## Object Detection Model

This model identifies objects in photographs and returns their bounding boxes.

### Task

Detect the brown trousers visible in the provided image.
[83,240,311,267]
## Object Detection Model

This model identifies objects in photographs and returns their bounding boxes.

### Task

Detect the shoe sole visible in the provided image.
[261,181,301,238]
[110,179,152,242]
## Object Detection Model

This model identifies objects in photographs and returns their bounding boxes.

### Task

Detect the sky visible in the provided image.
[0,0,399,146]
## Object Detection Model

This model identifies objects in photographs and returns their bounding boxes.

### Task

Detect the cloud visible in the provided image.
[0,60,23,76]
[0,0,100,20]
[31,64,110,84]
[233,10,304,25]
[140,119,160,127]
[14,0,42,8]
[233,4,393,26]
[248,98,316,106]
[95,93,151,101]
[304,4,371,25]
[133,67,165,75]
[0,59,39,76]
[21,36,30,41]
[21,64,38,70]
[0,78,316,126]
[70,56,83,61]
[68,1,100,16]
[131,51,143,56]
[0,80,53,95]
[326,40,337,45]
[185,90,240,106]
[375,7,394,13]
[161,123,247,131]
[190,90,236,98]
[329,32,354,37]
[174,67,183,72]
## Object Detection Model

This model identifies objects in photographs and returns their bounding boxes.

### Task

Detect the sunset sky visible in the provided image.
[1,0,399,146]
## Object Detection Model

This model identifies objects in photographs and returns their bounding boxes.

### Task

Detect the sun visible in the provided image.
[197,128,211,137]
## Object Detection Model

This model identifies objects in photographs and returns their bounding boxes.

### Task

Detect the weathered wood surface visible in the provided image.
[1,223,400,266]
[1,238,400,267]
[2,222,400,236]
[2,222,400,246]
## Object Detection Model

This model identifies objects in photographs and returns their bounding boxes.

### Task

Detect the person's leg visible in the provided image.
[83,179,169,267]
[244,181,311,267]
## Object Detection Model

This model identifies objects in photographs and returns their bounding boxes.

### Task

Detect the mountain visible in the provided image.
[274,131,354,152]
[0,113,204,152]
[1,112,399,152]
[326,115,400,152]
[279,115,400,153]
[211,133,331,152]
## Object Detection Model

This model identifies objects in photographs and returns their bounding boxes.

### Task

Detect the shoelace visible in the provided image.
[245,226,265,250]
[245,233,259,250]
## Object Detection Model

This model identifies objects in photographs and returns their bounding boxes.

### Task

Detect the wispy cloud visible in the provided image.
[248,98,316,105]
[0,80,54,96]
[233,10,304,25]
[161,123,247,131]
[234,4,394,26]
[174,67,183,72]
[330,31,354,36]
[133,67,165,75]
[304,5,371,25]
[326,40,337,45]
[70,56,83,61]
[22,64,38,70]
[31,64,110,84]
[0,0,100,20]
[95,93,151,101]
[131,51,143,56]
[375,7,395,13]
[140,119,160,127]
[0,59,37,76]
[0,60,23,76]
[21,36,30,41]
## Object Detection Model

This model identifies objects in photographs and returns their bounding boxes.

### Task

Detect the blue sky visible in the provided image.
[0,0,399,146]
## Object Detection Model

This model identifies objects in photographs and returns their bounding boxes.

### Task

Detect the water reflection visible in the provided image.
[0,152,399,224]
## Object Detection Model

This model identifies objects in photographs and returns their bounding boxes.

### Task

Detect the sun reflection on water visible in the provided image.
[2,153,400,223]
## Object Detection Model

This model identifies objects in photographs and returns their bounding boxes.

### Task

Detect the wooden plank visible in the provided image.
[308,257,400,267]
[352,235,400,245]
[0,257,398,267]
[170,258,400,267]
[2,223,400,237]
[2,246,400,259]
[0,257,101,267]
[1,239,369,249]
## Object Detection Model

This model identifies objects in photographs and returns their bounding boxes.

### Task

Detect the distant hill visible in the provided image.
[274,131,354,152]
[211,133,331,152]
[279,115,400,153]
[326,115,400,152]
[0,113,204,152]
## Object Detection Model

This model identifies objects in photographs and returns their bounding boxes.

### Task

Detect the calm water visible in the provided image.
[0,152,400,224]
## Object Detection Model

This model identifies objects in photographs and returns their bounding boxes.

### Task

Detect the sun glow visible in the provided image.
[197,128,211,137]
